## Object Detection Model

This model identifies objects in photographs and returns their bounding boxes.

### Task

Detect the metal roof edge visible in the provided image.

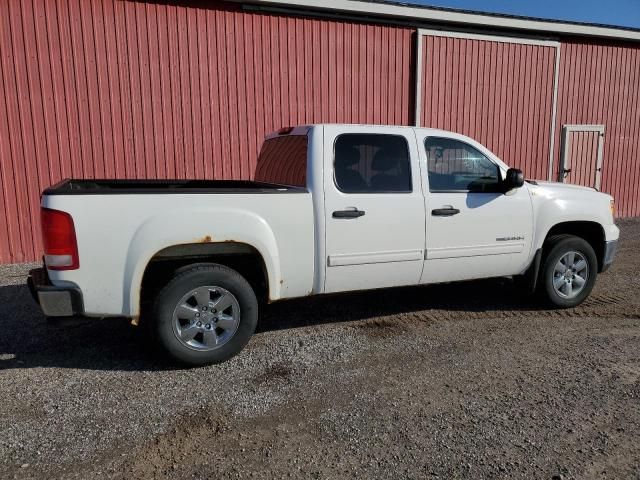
[238,0,640,42]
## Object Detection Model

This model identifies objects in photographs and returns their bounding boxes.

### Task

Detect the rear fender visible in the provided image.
[122,208,280,317]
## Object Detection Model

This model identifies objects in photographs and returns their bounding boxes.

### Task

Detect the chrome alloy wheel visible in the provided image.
[552,251,589,299]
[172,286,240,351]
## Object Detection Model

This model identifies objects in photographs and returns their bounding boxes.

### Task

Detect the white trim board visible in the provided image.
[416,28,560,47]
[242,0,640,42]
[548,43,562,181]
[562,124,607,132]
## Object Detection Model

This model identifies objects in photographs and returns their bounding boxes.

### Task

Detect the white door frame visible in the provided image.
[414,28,561,181]
[559,124,606,190]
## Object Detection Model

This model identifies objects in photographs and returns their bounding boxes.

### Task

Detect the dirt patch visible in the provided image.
[118,410,226,480]
[251,362,294,385]
[352,317,407,338]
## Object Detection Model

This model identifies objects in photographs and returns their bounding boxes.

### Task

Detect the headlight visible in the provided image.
[610,200,616,217]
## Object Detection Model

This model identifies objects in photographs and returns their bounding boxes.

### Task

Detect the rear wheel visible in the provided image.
[539,235,598,308]
[151,263,258,366]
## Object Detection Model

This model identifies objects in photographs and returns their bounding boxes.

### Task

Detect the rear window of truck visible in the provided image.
[254,135,308,187]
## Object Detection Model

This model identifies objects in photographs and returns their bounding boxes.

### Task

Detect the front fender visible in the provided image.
[122,208,281,317]
[530,186,614,250]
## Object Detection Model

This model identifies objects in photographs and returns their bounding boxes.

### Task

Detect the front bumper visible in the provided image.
[27,267,84,317]
[601,239,618,273]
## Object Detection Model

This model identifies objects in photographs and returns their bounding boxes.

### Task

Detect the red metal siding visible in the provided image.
[2,2,640,266]
[0,1,414,264]
[554,40,640,218]
[420,35,557,180]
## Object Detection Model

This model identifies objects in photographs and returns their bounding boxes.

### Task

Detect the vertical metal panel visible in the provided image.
[419,33,558,179]
[553,39,640,217]
[0,0,413,264]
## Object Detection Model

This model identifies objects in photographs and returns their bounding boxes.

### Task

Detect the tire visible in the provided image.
[538,235,598,308]
[151,263,258,366]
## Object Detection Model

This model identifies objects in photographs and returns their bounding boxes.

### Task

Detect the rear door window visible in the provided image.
[334,134,412,193]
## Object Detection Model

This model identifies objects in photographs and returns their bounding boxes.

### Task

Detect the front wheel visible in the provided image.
[151,263,258,366]
[539,235,598,308]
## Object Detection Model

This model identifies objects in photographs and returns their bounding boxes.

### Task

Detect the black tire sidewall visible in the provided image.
[152,265,258,366]
[541,236,597,308]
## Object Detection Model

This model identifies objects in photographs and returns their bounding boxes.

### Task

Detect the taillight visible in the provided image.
[41,208,79,270]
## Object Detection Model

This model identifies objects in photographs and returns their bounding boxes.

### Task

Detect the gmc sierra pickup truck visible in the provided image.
[29,124,619,366]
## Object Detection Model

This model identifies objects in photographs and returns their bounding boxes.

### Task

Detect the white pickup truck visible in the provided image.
[29,124,619,365]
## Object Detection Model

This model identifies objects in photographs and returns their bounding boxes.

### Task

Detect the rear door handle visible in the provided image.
[431,207,460,217]
[333,209,366,219]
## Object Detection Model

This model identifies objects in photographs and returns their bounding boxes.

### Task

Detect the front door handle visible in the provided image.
[333,209,366,219]
[431,207,460,217]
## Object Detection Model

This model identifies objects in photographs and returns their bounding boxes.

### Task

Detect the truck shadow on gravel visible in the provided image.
[0,278,560,372]
[256,277,543,333]
[0,284,158,372]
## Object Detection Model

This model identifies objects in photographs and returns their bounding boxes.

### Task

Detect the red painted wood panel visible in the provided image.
[420,35,557,180]
[553,40,640,218]
[0,0,413,264]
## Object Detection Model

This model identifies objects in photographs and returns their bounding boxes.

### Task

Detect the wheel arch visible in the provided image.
[122,208,281,319]
[138,242,270,323]
[542,221,605,272]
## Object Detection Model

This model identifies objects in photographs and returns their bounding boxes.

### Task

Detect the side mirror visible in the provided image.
[504,168,524,191]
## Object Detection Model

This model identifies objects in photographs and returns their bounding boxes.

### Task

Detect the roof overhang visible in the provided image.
[238,0,640,42]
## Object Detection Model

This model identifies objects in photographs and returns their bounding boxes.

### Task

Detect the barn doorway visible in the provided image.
[414,29,561,181]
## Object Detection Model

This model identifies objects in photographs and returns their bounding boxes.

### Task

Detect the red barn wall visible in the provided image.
[553,39,640,218]
[0,0,639,265]
[0,0,414,263]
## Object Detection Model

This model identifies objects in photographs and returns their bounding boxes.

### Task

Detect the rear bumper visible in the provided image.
[601,239,618,273]
[27,267,84,317]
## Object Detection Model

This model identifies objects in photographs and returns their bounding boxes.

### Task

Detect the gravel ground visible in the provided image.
[1,219,639,480]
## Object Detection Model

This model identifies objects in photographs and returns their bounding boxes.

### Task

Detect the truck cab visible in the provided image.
[316,125,534,292]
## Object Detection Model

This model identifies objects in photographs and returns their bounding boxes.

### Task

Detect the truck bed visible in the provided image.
[43,179,308,195]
